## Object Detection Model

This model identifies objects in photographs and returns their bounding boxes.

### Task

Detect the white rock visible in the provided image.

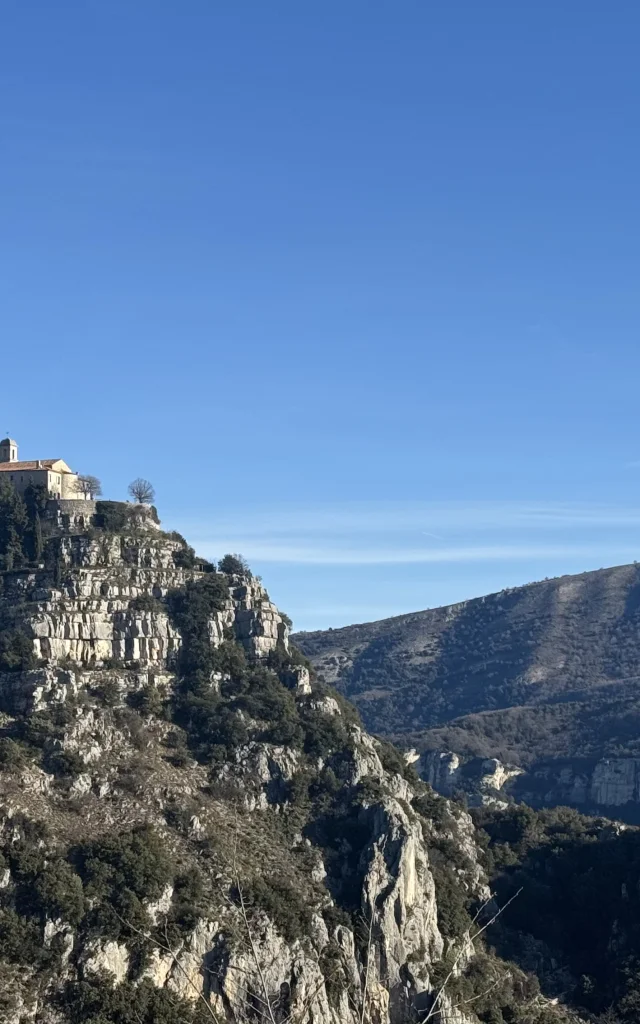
[84,940,130,984]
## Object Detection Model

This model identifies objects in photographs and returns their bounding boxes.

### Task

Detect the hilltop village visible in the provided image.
[0,438,80,499]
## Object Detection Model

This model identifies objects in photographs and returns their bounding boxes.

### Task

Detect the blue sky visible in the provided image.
[3,2,640,630]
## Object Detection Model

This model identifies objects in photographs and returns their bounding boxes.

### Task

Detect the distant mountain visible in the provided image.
[295,563,640,816]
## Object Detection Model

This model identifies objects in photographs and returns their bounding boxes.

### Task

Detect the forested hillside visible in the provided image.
[295,564,640,806]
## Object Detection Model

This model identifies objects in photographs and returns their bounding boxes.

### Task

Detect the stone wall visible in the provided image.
[49,499,97,515]
[45,499,97,535]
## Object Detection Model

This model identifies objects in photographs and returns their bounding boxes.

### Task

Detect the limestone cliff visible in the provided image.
[0,502,581,1024]
[419,749,640,820]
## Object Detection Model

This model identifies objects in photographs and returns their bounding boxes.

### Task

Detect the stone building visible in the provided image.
[0,438,80,498]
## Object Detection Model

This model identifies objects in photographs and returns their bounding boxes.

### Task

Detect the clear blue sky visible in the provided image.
[3,2,640,630]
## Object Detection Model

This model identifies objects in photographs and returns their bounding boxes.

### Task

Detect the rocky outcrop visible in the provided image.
[0,505,582,1024]
[516,756,640,811]
[0,520,288,691]
[421,751,524,807]
[419,748,640,818]
[83,939,130,984]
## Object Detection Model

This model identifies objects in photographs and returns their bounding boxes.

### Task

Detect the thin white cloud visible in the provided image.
[194,540,638,566]
[176,501,640,539]
[162,499,640,569]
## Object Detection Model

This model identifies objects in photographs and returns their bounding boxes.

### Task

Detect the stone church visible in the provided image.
[0,438,80,498]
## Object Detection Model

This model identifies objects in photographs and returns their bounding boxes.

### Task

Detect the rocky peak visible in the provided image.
[0,501,582,1024]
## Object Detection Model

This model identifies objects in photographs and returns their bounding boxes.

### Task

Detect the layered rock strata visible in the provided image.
[0,505,580,1024]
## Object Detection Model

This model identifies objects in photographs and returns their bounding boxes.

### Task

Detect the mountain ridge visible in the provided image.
[294,560,640,816]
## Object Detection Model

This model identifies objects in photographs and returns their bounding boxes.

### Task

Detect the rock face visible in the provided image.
[421,752,524,808]
[417,749,640,818]
[0,503,581,1024]
[22,545,283,668]
[518,757,640,813]
[0,513,287,716]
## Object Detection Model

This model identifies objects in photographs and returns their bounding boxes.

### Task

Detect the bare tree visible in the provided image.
[128,478,155,504]
[75,474,103,499]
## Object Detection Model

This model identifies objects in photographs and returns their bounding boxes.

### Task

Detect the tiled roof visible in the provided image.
[0,460,63,472]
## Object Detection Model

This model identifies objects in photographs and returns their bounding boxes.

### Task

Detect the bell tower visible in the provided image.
[0,438,18,463]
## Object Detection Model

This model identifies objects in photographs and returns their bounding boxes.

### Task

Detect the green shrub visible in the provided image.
[302,710,349,758]
[218,553,252,577]
[165,530,188,544]
[31,859,85,925]
[167,575,229,669]
[129,593,165,614]
[319,939,348,1008]
[0,628,36,672]
[308,796,374,911]
[45,749,85,778]
[16,707,67,753]
[413,786,458,830]
[166,748,190,768]
[74,825,174,906]
[89,678,122,706]
[0,737,27,769]
[473,804,640,1021]
[237,874,311,941]
[0,484,28,570]
[0,908,43,964]
[233,666,303,746]
[0,481,50,569]
[375,738,407,777]
[127,683,166,717]
[429,857,472,939]
[94,501,131,533]
[173,545,197,568]
[57,978,200,1024]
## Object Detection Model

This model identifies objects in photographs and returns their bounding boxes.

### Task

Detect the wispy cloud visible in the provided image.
[165,500,640,568]
[193,541,638,566]
[177,501,640,538]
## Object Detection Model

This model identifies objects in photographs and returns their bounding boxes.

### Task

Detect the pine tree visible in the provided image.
[34,513,44,562]
[0,483,28,569]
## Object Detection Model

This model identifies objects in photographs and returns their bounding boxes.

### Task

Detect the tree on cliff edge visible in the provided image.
[128,478,155,504]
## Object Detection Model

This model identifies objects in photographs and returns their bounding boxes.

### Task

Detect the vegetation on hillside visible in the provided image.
[0,512,593,1024]
[296,563,640,768]
[0,482,48,570]
[476,803,640,1023]
[166,573,355,764]
[0,813,212,1024]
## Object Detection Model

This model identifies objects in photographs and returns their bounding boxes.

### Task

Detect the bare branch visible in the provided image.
[423,889,522,1023]
[359,910,376,1024]
[427,976,502,1020]
[112,910,224,1024]
[75,474,102,499]
[128,477,155,504]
